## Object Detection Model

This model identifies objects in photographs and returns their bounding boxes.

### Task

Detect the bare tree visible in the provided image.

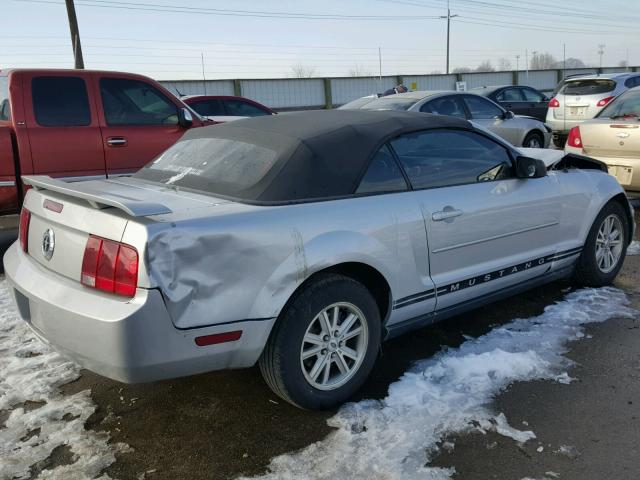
[619,60,629,68]
[348,64,372,77]
[553,57,586,69]
[290,63,316,78]
[497,57,512,71]
[476,60,495,72]
[452,66,472,74]
[530,52,557,70]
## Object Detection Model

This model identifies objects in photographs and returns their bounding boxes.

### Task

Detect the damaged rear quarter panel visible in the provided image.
[142,197,401,330]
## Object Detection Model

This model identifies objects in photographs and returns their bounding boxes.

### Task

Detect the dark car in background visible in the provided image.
[472,85,550,122]
[182,95,275,122]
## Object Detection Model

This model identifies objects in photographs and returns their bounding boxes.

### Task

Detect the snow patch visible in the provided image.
[0,280,127,479]
[627,241,640,256]
[244,287,634,480]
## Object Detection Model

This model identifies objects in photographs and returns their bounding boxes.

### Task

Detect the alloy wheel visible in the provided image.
[300,302,369,391]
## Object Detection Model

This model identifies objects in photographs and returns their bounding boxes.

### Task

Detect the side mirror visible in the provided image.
[503,110,515,120]
[178,107,194,128]
[515,155,547,179]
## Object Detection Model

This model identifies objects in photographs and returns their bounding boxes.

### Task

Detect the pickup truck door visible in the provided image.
[94,74,188,176]
[390,128,565,311]
[21,72,106,179]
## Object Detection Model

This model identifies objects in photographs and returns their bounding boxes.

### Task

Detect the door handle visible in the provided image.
[107,137,127,147]
[432,208,463,221]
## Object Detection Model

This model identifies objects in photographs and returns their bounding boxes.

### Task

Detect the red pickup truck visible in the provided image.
[0,69,207,214]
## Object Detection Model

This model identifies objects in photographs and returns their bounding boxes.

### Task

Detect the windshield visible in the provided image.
[359,97,418,111]
[134,137,280,198]
[559,79,616,96]
[598,89,640,119]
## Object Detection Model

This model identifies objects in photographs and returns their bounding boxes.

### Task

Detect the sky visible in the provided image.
[1,0,638,81]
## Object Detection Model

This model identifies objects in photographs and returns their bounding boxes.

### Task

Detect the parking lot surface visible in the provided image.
[1,209,638,480]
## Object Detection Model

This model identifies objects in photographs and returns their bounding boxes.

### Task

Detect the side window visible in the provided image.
[356,145,408,194]
[189,99,225,116]
[0,77,10,121]
[625,76,640,88]
[420,96,467,118]
[463,96,503,119]
[390,129,513,189]
[32,76,91,127]
[224,100,270,117]
[521,88,545,102]
[497,89,524,102]
[100,78,178,126]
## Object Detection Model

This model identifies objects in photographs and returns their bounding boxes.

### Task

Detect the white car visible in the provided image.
[547,72,640,147]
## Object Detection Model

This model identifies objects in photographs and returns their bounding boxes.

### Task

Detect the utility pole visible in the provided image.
[440,0,459,74]
[515,55,520,72]
[598,44,605,69]
[65,0,84,69]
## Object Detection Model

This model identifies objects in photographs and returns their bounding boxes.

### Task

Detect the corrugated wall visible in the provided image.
[241,79,325,108]
[330,77,398,105]
[160,80,234,97]
[160,67,638,110]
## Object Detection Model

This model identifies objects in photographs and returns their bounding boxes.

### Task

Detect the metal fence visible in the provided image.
[160,66,639,111]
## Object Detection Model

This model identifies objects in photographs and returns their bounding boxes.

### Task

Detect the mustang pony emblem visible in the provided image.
[41,228,55,261]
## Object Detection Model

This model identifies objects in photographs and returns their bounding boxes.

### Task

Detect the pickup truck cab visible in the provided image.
[0,69,207,214]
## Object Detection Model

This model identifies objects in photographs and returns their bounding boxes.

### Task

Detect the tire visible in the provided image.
[523,131,544,148]
[574,201,629,287]
[259,273,381,410]
[552,136,566,149]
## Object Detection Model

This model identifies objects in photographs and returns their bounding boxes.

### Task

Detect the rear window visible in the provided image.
[559,79,616,96]
[359,97,418,111]
[135,137,279,197]
[0,76,9,121]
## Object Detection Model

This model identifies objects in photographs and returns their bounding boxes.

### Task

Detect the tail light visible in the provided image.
[19,208,31,253]
[81,235,139,297]
[549,98,560,108]
[567,126,582,148]
[596,96,615,107]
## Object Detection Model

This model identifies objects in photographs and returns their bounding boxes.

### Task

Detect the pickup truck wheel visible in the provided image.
[574,201,628,287]
[259,273,381,410]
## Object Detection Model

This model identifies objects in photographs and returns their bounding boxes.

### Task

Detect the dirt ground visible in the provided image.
[42,205,640,479]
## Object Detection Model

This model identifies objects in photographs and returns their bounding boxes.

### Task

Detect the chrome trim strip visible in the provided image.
[431,221,560,253]
[0,180,16,187]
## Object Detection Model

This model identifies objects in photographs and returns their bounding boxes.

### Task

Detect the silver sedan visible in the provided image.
[342,90,552,148]
[4,110,632,410]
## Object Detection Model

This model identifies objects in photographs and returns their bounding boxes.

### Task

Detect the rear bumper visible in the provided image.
[3,243,275,383]
[546,117,585,134]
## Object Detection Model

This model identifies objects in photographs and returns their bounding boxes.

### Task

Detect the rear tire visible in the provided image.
[574,201,628,287]
[523,131,544,148]
[259,273,381,410]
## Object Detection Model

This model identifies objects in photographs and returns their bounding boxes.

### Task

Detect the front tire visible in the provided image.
[523,131,544,148]
[574,201,628,287]
[259,273,381,410]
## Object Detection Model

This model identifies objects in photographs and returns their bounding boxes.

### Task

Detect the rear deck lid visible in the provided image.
[580,119,640,158]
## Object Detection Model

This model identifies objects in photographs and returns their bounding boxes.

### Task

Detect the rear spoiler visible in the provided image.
[23,175,172,217]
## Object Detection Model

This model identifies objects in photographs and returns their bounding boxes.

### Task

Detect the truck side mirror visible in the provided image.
[178,107,193,128]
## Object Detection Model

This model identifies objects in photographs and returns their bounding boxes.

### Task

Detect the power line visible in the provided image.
[14,0,442,20]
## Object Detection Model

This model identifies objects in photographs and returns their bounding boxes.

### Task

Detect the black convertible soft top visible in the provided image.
[136,109,473,203]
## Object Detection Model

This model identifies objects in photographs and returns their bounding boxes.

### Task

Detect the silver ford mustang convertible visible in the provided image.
[5,110,634,409]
